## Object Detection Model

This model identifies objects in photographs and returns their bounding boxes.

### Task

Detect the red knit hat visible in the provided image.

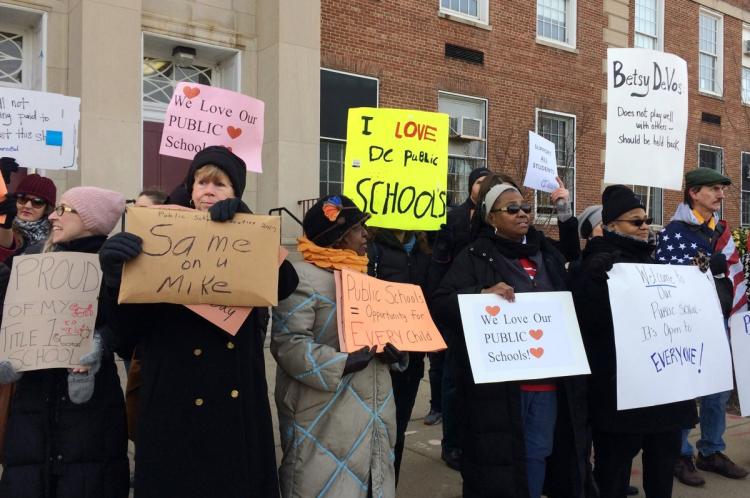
[15,174,57,206]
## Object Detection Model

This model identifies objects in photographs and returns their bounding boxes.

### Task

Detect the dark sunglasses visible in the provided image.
[491,203,532,215]
[15,195,47,208]
[615,217,653,227]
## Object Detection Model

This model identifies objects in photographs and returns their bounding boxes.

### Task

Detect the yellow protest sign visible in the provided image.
[343,107,448,230]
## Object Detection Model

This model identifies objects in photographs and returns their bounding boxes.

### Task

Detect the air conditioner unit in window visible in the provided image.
[744,39,750,55]
[449,116,484,140]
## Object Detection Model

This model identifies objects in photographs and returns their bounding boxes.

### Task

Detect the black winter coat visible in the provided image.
[569,231,698,434]
[432,227,588,498]
[0,236,129,498]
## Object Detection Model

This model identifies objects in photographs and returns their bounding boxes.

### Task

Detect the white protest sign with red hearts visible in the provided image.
[159,82,264,172]
[457,292,590,383]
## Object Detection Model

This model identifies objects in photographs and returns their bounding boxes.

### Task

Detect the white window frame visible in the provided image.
[0,4,47,91]
[631,185,664,227]
[698,8,723,97]
[634,0,664,51]
[698,143,724,172]
[534,108,576,222]
[438,0,489,26]
[439,90,488,207]
[536,0,577,51]
[742,24,750,105]
[141,32,241,123]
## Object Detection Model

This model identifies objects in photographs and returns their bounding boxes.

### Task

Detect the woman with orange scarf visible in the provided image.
[272,195,406,498]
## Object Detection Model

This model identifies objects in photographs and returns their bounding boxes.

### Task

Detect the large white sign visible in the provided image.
[0,88,80,170]
[523,131,558,193]
[608,263,732,410]
[457,292,590,384]
[604,48,687,191]
[730,312,750,417]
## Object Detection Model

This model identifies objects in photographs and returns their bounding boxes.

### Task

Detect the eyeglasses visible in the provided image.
[491,203,532,215]
[614,217,653,227]
[53,205,78,216]
[15,195,47,209]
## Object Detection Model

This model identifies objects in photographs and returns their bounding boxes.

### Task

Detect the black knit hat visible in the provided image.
[186,146,247,198]
[468,167,492,194]
[601,185,644,224]
[303,195,370,247]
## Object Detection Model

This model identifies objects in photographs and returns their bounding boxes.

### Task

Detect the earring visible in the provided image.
[494,226,498,236]
[189,199,195,207]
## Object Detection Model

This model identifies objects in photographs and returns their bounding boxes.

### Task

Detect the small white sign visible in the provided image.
[523,131,559,193]
[729,312,750,417]
[0,88,80,170]
[457,292,590,384]
[604,48,688,191]
[608,263,733,410]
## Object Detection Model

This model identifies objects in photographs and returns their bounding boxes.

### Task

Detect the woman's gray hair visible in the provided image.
[481,183,520,222]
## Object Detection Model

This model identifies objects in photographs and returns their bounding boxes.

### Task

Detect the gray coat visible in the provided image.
[272,262,398,498]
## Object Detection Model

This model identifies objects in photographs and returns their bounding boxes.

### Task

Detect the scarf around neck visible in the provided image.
[297,236,368,273]
[482,225,543,259]
[14,217,51,245]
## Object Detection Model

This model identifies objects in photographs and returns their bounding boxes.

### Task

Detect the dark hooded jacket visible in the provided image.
[569,230,698,434]
[432,226,588,498]
[0,235,129,498]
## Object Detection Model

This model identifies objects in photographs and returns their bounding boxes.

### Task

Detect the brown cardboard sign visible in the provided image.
[119,207,280,306]
[0,252,102,372]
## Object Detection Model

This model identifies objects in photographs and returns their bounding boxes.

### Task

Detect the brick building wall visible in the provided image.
[322,0,750,229]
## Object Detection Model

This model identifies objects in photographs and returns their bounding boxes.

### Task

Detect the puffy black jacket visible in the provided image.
[569,231,698,434]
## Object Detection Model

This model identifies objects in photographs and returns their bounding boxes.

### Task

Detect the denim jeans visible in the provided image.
[681,390,731,457]
[521,390,557,498]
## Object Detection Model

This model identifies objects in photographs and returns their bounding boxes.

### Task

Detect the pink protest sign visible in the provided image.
[159,82,264,172]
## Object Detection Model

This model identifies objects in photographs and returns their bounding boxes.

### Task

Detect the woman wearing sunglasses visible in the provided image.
[432,173,587,498]
[0,186,130,498]
[0,174,57,263]
[570,185,697,498]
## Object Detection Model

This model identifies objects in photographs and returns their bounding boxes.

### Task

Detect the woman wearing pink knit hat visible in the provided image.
[0,186,130,498]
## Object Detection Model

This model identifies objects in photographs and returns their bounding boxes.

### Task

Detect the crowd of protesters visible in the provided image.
[0,149,745,498]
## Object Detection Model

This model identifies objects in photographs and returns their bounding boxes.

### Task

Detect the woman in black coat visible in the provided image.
[98,147,297,498]
[570,185,697,498]
[0,186,130,498]
[432,174,588,498]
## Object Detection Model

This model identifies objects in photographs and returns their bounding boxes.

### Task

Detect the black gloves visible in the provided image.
[0,196,16,229]
[342,346,375,376]
[709,252,727,276]
[587,252,617,282]
[376,342,407,365]
[99,233,143,289]
[208,198,251,222]
[0,157,19,185]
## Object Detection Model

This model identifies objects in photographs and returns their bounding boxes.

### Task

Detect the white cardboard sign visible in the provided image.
[604,48,687,191]
[523,131,558,193]
[0,88,80,170]
[608,263,733,410]
[729,312,750,417]
[457,292,590,383]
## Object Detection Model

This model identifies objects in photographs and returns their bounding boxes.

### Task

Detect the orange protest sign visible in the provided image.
[335,268,446,353]
[0,173,7,225]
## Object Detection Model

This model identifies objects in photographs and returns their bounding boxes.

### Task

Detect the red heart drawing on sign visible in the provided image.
[530,347,544,358]
[183,86,200,99]
[529,329,543,340]
[485,306,501,316]
[227,126,242,139]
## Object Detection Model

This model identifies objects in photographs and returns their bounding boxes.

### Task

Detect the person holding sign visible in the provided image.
[272,195,406,498]
[98,146,292,498]
[0,173,57,263]
[432,173,587,498]
[0,186,129,498]
[570,185,697,498]
[655,168,748,485]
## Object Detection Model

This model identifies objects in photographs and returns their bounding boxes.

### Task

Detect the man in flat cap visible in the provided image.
[657,167,748,487]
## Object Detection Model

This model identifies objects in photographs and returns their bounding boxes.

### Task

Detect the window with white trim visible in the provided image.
[535,110,575,218]
[0,7,46,91]
[699,9,723,96]
[632,185,663,225]
[742,25,750,104]
[439,92,487,207]
[699,144,724,217]
[0,30,24,86]
[320,69,378,197]
[742,152,750,226]
[143,59,213,104]
[536,0,576,48]
[634,0,663,50]
[439,0,489,24]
